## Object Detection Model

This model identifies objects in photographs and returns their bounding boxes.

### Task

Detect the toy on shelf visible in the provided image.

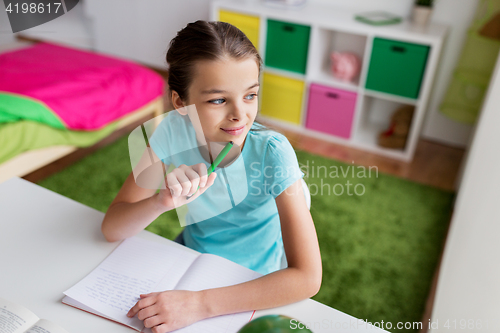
[330,52,361,82]
[378,105,415,149]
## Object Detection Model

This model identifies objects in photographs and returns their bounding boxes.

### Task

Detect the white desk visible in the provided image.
[0,177,387,333]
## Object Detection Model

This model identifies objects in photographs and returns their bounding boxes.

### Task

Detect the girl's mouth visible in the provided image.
[221,125,245,136]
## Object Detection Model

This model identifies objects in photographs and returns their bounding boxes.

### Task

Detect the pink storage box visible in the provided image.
[305,83,357,139]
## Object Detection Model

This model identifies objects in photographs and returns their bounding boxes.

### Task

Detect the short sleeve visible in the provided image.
[263,133,304,198]
[149,115,171,166]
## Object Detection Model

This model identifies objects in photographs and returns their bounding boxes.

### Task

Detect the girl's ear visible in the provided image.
[177,108,188,116]
[171,90,188,115]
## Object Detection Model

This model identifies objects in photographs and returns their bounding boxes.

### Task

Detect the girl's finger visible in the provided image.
[127,296,156,318]
[152,323,170,333]
[197,172,217,195]
[168,167,192,197]
[183,167,201,196]
[185,172,217,201]
[192,163,208,188]
[175,165,196,197]
[205,171,217,188]
[144,314,164,329]
[137,305,159,321]
[165,172,182,198]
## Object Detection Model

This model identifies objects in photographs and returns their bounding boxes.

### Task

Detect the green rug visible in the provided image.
[38,135,454,332]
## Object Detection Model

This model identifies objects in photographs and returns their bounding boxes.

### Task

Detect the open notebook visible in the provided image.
[62,236,262,333]
[0,297,68,333]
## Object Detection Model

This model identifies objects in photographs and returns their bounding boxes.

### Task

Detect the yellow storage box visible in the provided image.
[260,72,304,124]
[218,10,260,50]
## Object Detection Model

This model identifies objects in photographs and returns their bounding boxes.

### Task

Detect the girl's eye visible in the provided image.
[245,93,257,100]
[209,98,225,105]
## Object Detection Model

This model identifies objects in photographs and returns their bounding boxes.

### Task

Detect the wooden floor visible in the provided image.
[263,122,465,192]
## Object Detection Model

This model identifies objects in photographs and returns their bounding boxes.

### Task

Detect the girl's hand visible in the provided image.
[127,290,208,333]
[155,163,217,211]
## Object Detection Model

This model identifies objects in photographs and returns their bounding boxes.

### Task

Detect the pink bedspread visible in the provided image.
[0,42,164,130]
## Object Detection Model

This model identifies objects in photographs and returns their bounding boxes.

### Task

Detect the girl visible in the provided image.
[101,20,322,333]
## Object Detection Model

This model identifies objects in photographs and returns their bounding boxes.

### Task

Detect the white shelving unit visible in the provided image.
[211,0,448,162]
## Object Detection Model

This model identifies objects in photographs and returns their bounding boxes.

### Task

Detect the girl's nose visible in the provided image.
[229,102,245,120]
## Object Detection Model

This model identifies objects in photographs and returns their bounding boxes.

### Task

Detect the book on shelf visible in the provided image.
[0,297,68,333]
[62,236,262,333]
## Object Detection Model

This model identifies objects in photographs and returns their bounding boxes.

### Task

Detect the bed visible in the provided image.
[0,40,165,183]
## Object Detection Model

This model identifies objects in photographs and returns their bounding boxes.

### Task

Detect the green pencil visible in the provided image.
[186,141,234,198]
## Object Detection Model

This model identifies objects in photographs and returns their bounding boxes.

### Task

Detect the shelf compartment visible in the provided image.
[365,38,430,99]
[260,72,305,124]
[305,83,357,139]
[364,88,419,106]
[353,96,415,151]
[265,19,311,74]
[263,65,306,81]
[308,28,367,89]
[219,10,260,51]
[311,70,359,93]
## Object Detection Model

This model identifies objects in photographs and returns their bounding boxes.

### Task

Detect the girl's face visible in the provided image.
[172,57,260,149]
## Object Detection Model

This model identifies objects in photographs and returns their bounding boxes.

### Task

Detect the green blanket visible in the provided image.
[0,92,66,129]
[0,120,117,164]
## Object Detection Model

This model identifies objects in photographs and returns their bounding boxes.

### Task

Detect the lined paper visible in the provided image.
[176,253,262,291]
[172,253,262,333]
[25,320,69,333]
[64,237,198,328]
[0,298,38,333]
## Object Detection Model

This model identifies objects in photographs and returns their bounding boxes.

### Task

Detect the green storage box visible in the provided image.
[265,19,310,74]
[365,38,430,99]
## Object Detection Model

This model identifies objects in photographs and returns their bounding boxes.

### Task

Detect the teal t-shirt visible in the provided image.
[149,111,304,275]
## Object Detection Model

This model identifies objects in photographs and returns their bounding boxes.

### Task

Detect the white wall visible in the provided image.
[429,52,500,333]
[311,0,413,14]
[0,2,16,45]
[1,0,92,49]
[311,0,479,147]
[4,0,212,66]
[84,0,211,68]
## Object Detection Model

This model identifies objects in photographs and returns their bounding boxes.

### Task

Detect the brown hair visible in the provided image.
[166,20,262,103]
